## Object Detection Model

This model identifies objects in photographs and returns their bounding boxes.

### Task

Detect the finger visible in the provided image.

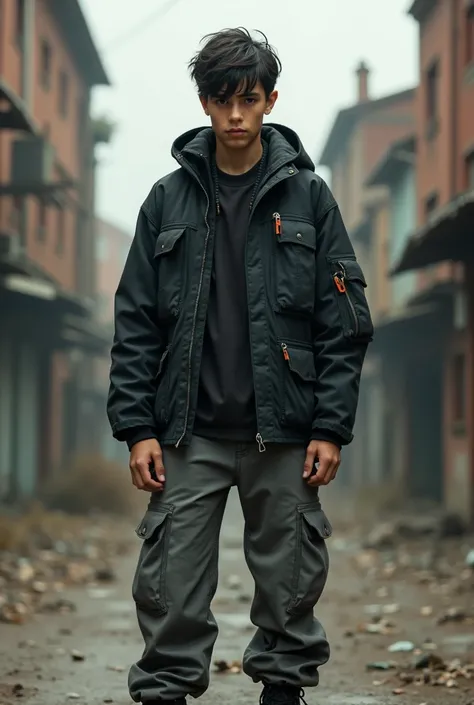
[308,457,332,486]
[303,450,317,478]
[136,460,163,492]
[131,466,144,490]
[320,458,340,486]
[152,450,166,483]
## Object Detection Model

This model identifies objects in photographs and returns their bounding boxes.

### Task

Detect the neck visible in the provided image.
[215,134,263,175]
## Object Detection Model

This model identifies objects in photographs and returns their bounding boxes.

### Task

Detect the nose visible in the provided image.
[229,103,243,122]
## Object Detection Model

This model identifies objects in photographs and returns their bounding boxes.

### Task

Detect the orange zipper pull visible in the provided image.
[281,343,290,361]
[273,212,282,236]
[334,274,346,293]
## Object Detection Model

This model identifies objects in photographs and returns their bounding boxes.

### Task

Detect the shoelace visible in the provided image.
[260,686,309,705]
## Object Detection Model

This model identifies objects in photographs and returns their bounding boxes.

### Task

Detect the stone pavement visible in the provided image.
[1,489,473,705]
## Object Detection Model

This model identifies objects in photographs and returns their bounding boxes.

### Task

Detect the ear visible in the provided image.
[264,90,278,115]
[199,95,210,116]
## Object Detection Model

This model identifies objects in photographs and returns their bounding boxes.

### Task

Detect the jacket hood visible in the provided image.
[171,123,315,173]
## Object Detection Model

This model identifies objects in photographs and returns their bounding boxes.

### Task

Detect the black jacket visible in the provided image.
[107,124,373,450]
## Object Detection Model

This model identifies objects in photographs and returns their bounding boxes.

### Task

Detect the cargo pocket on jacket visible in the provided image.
[279,341,317,429]
[328,257,374,341]
[132,505,173,615]
[273,216,316,315]
[154,227,187,321]
[287,503,332,616]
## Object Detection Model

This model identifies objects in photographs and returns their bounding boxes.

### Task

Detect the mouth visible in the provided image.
[227,129,247,135]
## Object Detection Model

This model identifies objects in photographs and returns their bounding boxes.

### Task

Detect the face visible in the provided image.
[200,81,278,149]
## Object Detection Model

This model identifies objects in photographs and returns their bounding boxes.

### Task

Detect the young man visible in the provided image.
[108,27,373,705]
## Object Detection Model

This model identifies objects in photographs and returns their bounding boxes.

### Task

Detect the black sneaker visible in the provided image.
[260,685,308,705]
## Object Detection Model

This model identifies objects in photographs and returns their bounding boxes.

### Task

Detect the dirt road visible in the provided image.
[1,490,473,705]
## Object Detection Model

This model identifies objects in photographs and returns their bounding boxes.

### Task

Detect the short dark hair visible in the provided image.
[188,27,282,99]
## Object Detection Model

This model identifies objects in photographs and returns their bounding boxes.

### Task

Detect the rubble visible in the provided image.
[0,505,130,625]
[388,641,415,653]
[213,659,242,674]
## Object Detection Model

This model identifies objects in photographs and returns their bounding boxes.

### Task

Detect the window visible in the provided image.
[466,153,474,189]
[452,353,466,425]
[426,60,439,138]
[37,201,47,242]
[40,39,52,90]
[59,71,69,118]
[56,205,65,255]
[425,192,439,221]
[466,2,474,65]
[15,0,24,44]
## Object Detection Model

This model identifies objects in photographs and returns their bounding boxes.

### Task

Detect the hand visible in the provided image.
[303,440,340,487]
[129,439,166,492]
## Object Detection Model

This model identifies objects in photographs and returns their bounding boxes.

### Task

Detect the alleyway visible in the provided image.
[1,491,473,705]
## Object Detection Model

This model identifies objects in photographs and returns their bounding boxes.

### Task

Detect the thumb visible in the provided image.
[152,449,166,483]
[303,446,317,478]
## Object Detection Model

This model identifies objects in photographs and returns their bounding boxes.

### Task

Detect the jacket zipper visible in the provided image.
[175,155,211,448]
[247,166,296,453]
[333,263,359,337]
[273,212,282,236]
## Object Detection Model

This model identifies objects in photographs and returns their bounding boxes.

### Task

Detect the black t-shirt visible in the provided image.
[193,160,261,441]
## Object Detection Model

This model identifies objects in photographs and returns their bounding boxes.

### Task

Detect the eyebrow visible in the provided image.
[213,91,261,99]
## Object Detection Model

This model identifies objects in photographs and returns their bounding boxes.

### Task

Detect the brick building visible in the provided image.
[318,63,416,490]
[0,0,110,500]
[392,0,474,523]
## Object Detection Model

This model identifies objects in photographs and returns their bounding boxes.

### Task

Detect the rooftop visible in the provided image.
[365,134,416,187]
[50,0,110,87]
[318,88,415,167]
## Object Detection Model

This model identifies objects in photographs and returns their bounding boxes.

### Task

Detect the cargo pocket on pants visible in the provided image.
[287,502,332,616]
[132,505,173,615]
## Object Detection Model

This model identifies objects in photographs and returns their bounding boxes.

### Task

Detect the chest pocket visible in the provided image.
[273,216,317,315]
[154,227,187,321]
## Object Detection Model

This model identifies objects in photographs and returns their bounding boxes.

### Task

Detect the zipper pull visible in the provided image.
[281,342,290,361]
[334,273,346,293]
[273,212,282,236]
[256,433,266,453]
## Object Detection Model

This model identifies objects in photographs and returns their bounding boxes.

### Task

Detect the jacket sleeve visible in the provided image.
[107,194,164,442]
[311,182,373,446]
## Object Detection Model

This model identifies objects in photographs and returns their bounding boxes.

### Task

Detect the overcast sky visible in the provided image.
[80,0,418,233]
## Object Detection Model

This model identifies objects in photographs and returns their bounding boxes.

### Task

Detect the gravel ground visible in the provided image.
[1,489,473,705]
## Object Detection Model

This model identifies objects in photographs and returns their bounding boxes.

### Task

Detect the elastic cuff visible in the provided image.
[311,430,343,449]
[125,426,158,451]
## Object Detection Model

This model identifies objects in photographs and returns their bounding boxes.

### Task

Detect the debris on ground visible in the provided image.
[437,606,472,625]
[226,575,243,591]
[0,503,131,625]
[213,659,242,674]
[397,655,474,689]
[388,640,416,653]
[71,650,85,662]
[357,617,397,635]
[366,661,398,671]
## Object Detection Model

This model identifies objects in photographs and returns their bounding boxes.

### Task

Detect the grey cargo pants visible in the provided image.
[129,436,332,702]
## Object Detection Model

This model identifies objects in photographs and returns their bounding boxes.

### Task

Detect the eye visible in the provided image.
[215,98,227,106]
[245,98,256,105]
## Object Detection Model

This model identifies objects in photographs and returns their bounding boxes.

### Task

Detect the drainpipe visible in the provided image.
[21,0,36,112]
